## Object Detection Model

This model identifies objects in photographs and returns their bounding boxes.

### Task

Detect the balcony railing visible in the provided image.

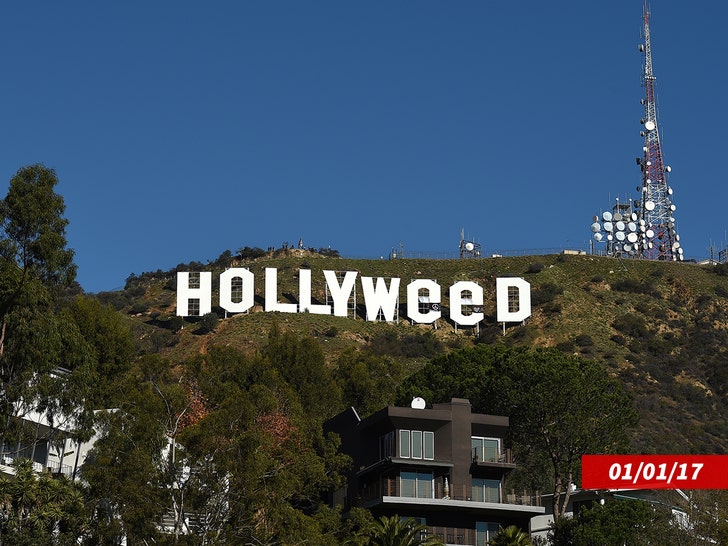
[359,476,541,506]
[427,526,476,545]
[472,447,514,465]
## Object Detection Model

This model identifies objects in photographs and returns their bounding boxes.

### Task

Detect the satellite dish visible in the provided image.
[616,231,626,241]
[628,222,637,232]
[465,242,474,251]
[673,242,680,249]
[616,221,625,231]
[631,213,638,221]
[668,187,673,195]
[624,244,632,252]
[591,222,601,233]
[627,232,638,243]
[594,233,603,242]
[670,204,676,211]
[666,166,672,173]
[602,211,613,222]
[646,229,655,238]
[604,222,614,232]
[645,201,655,211]
[644,120,656,131]
[676,234,680,241]
[411,397,426,409]
[607,234,613,241]
[614,212,623,221]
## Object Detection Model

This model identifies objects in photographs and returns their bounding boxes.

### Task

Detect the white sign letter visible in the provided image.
[406,279,441,324]
[298,269,332,315]
[265,267,297,313]
[496,277,532,323]
[323,270,358,317]
[361,277,401,322]
[219,268,255,314]
[449,281,484,326]
[176,272,212,316]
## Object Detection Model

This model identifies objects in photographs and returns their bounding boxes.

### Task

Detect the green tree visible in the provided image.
[489,525,532,546]
[0,164,97,456]
[362,515,444,546]
[397,345,639,519]
[0,458,87,545]
[334,349,404,417]
[549,497,672,546]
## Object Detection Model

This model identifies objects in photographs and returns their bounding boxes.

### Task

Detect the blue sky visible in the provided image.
[2,2,726,293]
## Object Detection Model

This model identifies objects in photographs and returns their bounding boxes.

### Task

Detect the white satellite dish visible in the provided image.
[614,212,623,221]
[624,244,632,252]
[628,222,637,232]
[591,222,601,233]
[602,211,613,222]
[465,242,474,251]
[411,397,426,409]
[616,231,626,241]
[594,233,603,242]
[646,229,655,238]
[670,204,676,211]
[627,232,638,243]
[616,221,625,231]
[645,201,655,211]
[644,120,656,131]
[631,213,638,221]
[604,222,614,232]
[668,187,673,195]
[607,234,614,241]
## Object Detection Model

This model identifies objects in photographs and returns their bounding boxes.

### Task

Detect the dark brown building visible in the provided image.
[325,397,544,545]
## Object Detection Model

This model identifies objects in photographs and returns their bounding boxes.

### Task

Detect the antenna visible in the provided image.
[636,4,683,261]
[589,6,683,261]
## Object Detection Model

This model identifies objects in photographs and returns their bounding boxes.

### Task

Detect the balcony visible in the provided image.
[358,476,541,506]
[471,447,515,466]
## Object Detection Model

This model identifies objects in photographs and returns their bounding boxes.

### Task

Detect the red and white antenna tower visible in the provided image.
[636,4,683,261]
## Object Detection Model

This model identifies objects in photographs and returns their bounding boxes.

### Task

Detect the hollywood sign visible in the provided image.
[176,268,531,326]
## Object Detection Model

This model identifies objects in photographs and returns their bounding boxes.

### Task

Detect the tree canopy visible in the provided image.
[397,345,639,518]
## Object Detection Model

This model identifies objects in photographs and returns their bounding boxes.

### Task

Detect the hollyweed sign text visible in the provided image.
[176,268,531,326]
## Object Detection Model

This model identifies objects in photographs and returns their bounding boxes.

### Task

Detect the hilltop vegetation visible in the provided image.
[101,250,728,457]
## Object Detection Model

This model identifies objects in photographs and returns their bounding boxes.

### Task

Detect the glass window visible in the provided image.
[401,471,433,498]
[423,431,434,460]
[411,430,422,459]
[471,437,500,462]
[476,522,500,546]
[399,430,410,458]
[472,478,500,503]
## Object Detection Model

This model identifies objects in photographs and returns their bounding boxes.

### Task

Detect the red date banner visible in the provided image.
[582,455,728,490]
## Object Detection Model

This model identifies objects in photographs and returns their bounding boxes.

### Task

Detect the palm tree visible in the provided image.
[488,525,532,546]
[365,515,445,546]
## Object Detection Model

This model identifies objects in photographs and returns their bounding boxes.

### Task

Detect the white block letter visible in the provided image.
[176,272,212,316]
[265,267,297,313]
[496,277,532,323]
[323,270,358,317]
[361,277,401,322]
[219,268,255,314]
[406,279,441,324]
[449,281,484,326]
[298,269,332,315]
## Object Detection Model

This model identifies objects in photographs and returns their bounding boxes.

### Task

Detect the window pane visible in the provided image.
[423,431,434,460]
[412,430,422,459]
[484,439,499,462]
[401,471,416,497]
[484,479,500,502]
[417,472,432,498]
[472,478,484,502]
[399,430,410,458]
[471,437,482,461]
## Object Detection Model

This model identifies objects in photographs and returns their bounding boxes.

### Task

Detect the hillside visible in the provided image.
[99,251,728,457]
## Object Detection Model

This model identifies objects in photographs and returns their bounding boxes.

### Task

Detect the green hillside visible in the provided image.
[103,251,728,457]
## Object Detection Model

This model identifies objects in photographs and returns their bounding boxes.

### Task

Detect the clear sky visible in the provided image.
[2,1,726,293]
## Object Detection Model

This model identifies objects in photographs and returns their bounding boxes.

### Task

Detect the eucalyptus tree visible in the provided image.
[0,165,96,458]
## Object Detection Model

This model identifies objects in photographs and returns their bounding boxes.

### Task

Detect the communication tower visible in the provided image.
[635,4,683,261]
[459,229,482,259]
[589,6,683,261]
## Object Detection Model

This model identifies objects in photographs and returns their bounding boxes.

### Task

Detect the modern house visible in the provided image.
[325,397,544,545]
